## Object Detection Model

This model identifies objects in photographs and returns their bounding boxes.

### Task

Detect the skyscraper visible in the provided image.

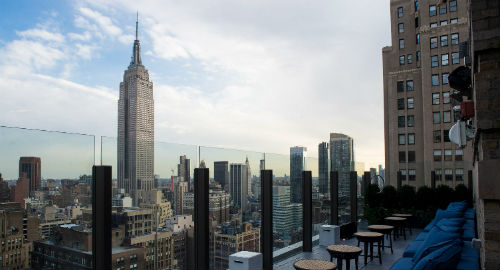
[329,133,354,198]
[383,0,472,187]
[290,146,307,203]
[117,17,154,205]
[229,163,248,212]
[245,156,252,196]
[318,142,329,195]
[178,155,190,190]
[214,161,229,190]
[19,156,41,195]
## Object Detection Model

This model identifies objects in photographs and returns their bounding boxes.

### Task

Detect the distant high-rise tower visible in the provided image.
[214,161,229,190]
[229,163,248,212]
[245,156,252,196]
[178,155,190,190]
[260,159,265,172]
[329,133,354,198]
[318,142,329,195]
[117,16,154,205]
[19,157,41,195]
[290,146,307,203]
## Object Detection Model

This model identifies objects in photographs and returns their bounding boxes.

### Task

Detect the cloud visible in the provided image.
[17,28,65,43]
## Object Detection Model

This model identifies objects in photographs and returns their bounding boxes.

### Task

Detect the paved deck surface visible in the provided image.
[274,227,421,270]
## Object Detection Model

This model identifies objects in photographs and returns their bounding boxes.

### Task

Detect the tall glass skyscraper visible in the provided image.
[329,133,354,224]
[318,142,329,195]
[290,146,307,203]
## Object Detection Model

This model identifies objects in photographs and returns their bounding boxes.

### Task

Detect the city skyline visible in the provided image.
[0,0,390,168]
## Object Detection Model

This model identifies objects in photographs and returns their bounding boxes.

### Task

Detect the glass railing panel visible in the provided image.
[306,156,327,237]
[199,146,263,270]
[0,125,95,269]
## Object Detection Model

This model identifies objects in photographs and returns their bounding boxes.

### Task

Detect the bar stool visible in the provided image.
[354,232,384,265]
[393,213,413,235]
[326,245,362,270]
[293,259,337,270]
[367,225,394,254]
[384,217,407,240]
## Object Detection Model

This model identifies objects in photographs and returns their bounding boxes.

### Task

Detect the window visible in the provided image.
[431,55,439,67]
[398,7,404,17]
[434,150,442,161]
[443,129,450,142]
[407,98,414,109]
[415,17,419,28]
[443,111,451,123]
[399,151,406,163]
[444,149,453,161]
[456,169,464,181]
[408,54,413,64]
[441,35,448,47]
[398,98,405,110]
[451,33,459,45]
[429,5,437,16]
[415,1,419,11]
[408,151,416,162]
[442,73,449,84]
[400,39,405,49]
[409,169,416,180]
[445,169,453,180]
[399,134,406,145]
[407,80,414,91]
[430,37,438,48]
[432,74,439,86]
[450,18,458,24]
[433,112,440,124]
[398,116,405,127]
[433,130,442,143]
[399,23,404,33]
[400,55,405,65]
[430,22,438,28]
[408,133,415,145]
[442,54,449,66]
[455,149,463,161]
[440,20,448,26]
[400,169,407,180]
[407,115,415,127]
[433,93,440,105]
[450,1,457,12]
[436,169,442,181]
[443,92,450,104]
[397,81,405,92]
[416,33,420,44]
[417,51,421,61]
[452,52,460,64]
[440,3,447,14]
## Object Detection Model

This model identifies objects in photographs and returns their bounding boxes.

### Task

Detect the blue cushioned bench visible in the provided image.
[390,201,480,270]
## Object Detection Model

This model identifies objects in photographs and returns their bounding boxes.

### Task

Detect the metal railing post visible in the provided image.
[194,168,209,270]
[261,170,273,270]
[92,165,112,270]
[302,171,312,252]
[330,171,339,225]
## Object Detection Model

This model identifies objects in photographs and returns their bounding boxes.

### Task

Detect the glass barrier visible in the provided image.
[0,126,95,269]
[199,146,263,270]
[306,156,328,237]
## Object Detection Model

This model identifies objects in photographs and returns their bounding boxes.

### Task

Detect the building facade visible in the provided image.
[212,223,260,270]
[318,142,329,195]
[118,18,155,205]
[229,163,248,212]
[214,161,229,191]
[383,0,472,188]
[290,146,307,203]
[178,155,190,191]
[19,157,41,195]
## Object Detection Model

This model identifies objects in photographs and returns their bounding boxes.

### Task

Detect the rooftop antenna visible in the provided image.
[135,11,139,40]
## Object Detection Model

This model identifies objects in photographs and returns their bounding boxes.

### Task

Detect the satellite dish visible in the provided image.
[450,120,473,148]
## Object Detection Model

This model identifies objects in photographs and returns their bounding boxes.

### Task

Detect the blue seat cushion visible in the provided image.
[413,227,460,262]
[424,219,435,232]
[461,242,480,258]
[390,257,414,270]
[415,232,428,241]
[413,239,463,270]
[463,219,475,229]
[464,208,475,220]
[403,240,424,258]
[456,256,480,270]
[462,228,475,241]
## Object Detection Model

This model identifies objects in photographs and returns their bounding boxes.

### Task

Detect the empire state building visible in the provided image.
[118,17,154,205]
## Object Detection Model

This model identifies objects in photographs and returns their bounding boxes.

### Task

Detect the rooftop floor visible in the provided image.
[274,227,422,270]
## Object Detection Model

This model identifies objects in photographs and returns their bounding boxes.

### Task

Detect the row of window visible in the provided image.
[431,34,459,48]
[397,97,414,110]
[434,129,451,143]
[399,151,416,163]
[399,168,464,181]
[432,73,451,86]
[433,110,453,124]
[431,53,460,68]
[400,53,419,65]
[400,169,417,180]
[433,92,451,105]
[398,115,415,128]
[397,80,414,92]
[399,133,415,145]
[397,1,457,19]
[434,149,464,161]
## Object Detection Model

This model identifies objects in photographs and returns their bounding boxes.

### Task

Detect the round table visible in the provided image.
[353,232,384,265]
[326,245,362,270]
[293,259,337,270]
[393,213,413,235]
[367,225,394,254]
[384,217,407,240]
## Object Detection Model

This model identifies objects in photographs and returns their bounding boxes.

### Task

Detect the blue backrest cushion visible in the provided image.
[436,218,465,233]
[413,226,460,262]
[425,209,463,232]
[413,239,463,270]
[447,201,468,212]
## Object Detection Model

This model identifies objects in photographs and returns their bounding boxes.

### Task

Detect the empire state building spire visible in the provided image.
[130,12,142,67]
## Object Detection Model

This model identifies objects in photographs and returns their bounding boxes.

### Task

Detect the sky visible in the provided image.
[0,0,391,178]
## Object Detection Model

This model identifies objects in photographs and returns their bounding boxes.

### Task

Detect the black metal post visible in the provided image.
[302,171,312,252]
[362,171,370,197]
[194,168,209,270]
[330,171,339,225]
[261,170,273,270]
[468,170,473,189]
[397,171,402,190]
[92,166,112,270]
[350,171,358,226]
[431,171,436,189]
